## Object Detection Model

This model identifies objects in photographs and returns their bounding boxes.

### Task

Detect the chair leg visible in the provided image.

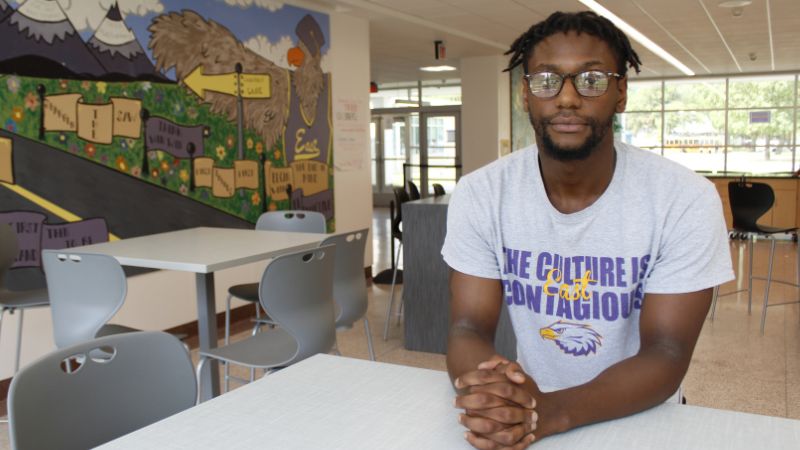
[383,241,403,341]
[364,317,376,361]
[195,357,208,405]
[396,297,404,326]
[14,308,23,373]
[748,235,755,314]
[710,285,719,322]
[224,294,233,393]
[760,238,776,335]
[225,294,233,345]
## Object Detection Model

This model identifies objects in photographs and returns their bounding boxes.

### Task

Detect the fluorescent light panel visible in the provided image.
[578,0,695,76]
[420,65,457,72]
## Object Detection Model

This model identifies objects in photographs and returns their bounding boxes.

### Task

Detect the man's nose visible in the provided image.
[555,77,582,109]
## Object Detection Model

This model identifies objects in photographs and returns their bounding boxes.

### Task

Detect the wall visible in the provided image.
[0,6,372,381]
[460,55,511,175]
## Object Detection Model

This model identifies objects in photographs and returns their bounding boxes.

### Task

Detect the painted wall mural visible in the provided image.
[0,0,334,275]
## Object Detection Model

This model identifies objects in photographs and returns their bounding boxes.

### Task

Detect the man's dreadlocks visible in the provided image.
[505,11,642,76]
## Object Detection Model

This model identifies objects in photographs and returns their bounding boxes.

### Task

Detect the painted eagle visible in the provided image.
[540,321,602,356]
[147,10,290,151]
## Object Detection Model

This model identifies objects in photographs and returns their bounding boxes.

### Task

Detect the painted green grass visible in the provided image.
[1,74,333,227]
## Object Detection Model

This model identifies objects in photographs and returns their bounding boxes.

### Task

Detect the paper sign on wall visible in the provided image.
[194,157,214,187]
[212,167,236,198]
[0,137,13,184]
[234,160,259,189]
[290,160,328,196]
[77,101,114,144]
[264,161,293,201]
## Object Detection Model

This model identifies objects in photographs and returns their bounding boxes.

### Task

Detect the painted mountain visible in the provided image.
[0,0,12,23]
[0,0,107,78]
[86,3,166,81]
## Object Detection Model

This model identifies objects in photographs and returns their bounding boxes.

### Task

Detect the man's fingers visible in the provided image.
[509,432,536,450]
[459,413,506,435]
[502,361,527,385]
[483,423,535,447]
[464,431,502,450]
[455,368,513,389]
[467,406,538,426]
[477,355,509,370]
[456,391,511,410]
[469,382,536,409]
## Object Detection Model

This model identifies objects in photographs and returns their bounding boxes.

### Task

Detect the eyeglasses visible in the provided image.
[524,70,623,98]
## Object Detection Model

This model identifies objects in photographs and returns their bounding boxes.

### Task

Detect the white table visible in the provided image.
[74,227,327,400]
[100,354,800,449]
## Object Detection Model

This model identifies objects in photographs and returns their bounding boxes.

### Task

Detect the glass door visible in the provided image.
[422,112,460,196]
[371,108,459,205]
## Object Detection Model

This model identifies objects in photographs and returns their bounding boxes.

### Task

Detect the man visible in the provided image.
[441,11,733,449]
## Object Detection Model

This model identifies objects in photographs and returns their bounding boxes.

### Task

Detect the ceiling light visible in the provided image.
[717,1,752,7]
[420,65,457,72]
[578,0,695,76]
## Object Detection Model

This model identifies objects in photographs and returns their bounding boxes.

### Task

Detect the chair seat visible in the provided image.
[95,323,140,338]
[228,283,259,302]
[0,288,49,309]
[199,328,298,369]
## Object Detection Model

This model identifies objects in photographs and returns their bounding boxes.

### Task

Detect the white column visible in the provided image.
[460,55,511,175]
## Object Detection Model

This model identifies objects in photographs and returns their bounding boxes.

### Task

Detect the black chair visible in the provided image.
[710,180,798,334]
[384,187,409,340]
[407,180,421,200]
[432,183,446,197]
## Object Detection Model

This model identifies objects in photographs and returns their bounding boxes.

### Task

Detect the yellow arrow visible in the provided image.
[183,65,272,100]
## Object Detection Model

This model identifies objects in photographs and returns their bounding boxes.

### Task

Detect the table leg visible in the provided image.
[196,273,220,400]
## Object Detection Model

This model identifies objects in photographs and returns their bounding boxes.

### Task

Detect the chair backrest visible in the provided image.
[728,181,775,231]
[42,251,127,348]
[255,210,327,233]
[432,183,446,197]
[407,180,421,200]
[392,187,410,239]
[259,244,336,364]
[321,229,369,328]
[9,331,196,450]
[0,223,18,289]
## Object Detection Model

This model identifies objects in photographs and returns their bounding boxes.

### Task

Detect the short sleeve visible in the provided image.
[644,181,734,294]
[441,177,501,279]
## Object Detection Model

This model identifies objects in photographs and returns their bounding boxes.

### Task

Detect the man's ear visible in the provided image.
[615,76,628,114]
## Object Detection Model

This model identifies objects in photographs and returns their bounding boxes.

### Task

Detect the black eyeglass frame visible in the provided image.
[523,70,624,98]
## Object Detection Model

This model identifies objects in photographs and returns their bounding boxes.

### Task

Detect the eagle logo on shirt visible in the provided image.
[539,321,602,356]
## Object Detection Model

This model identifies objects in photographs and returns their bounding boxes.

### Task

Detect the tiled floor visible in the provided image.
[2,218,800,448]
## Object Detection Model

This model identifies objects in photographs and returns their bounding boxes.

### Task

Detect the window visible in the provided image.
[619,73,799,174]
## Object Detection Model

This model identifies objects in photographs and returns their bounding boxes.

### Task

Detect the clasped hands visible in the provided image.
[454,356,538,449]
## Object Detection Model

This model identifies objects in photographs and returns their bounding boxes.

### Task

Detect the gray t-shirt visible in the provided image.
[441,142,734,391]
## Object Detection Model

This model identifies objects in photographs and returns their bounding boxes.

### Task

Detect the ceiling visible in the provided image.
[315,0,800,83]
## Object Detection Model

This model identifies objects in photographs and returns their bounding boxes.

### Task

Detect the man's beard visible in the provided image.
[530,111,613,161]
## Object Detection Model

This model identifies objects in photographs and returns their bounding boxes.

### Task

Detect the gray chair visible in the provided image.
[384,187,409,340]
[255,210,327,233]
[198,244,337,401]
[0,223,49,374]
[223,210,327,388]
[41,250,139,348]
[8,331,196,450]
[322,228,375,361]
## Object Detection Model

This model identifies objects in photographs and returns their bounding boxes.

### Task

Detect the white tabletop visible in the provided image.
[73,227,327,273]
[100,354,800,450]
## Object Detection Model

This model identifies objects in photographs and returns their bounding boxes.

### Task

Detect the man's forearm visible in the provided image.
[446,324,498,389]
[532,345,688,438]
